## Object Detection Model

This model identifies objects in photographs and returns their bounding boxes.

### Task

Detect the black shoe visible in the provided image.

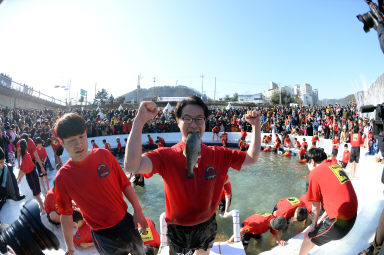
[13,195,25,201]
[359,244,374,255]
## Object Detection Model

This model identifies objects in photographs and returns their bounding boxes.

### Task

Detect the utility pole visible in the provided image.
[153,76,156,98]
[137,74,141,103]
[214,77,216,102]
[200,73,204,99]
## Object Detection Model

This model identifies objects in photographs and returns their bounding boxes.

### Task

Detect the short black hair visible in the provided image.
[296,207,308,222]
[54,113,86,140]
[306,148,327,164]
[35,137,43,145]
[144,244,155,255]
[72,210,83,223]
[175,95,209,119]
[21,133,29,141]
[344,144,349,148]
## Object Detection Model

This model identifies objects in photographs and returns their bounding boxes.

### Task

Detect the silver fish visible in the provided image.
[185,132,201,179]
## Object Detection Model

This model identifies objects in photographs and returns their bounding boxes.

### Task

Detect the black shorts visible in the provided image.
[350,147,360,163]
[55,146,64,156]
[26,170,41,196]
[309,216,356,246]
[35,162,46,177]
[241,233,262,246]
[167,214,217,255]
[91,212,145,255]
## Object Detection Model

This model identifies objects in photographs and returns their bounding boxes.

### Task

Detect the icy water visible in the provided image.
[117,150,308,255]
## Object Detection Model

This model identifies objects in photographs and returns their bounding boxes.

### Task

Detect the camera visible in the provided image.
[361,104,384,157]
[0,200,59,254]
[357,0,384,32]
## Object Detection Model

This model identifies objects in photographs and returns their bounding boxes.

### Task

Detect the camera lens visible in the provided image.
[0,200,59,255]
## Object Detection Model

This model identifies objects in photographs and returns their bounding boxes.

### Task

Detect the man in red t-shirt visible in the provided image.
[44,186,61,225]
[272,197,308,223]
[227,213,287,249]
[299,148,358,255]
[51,130,63,169]
[302,138,308,149]
[212,126,220,141]
[115,137,122,157]
[72,210,93,248]
[331,135,340,160]
[102,139,111,152]
[91,139,99,148]
[339,144,350,169]
[125,96,261,255]
[220,131,228,147]
[294,138,301,149]
[350,126,363,179]
[54,113,147,255]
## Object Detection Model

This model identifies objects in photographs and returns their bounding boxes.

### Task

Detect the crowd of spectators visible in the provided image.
[0,102,373,166]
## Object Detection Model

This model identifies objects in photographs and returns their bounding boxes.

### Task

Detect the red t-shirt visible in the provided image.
[350,133,363,148]
[55,148,131,230]
[240,213,278,235]
[312,135,319,143]
[241,129,247,138]
[117,141,122,150]
[299,148,307,157]
[148,137,154,145]
[104,142,111,151]
[220,182,232,201]
[51,137,62,152]
[307,161,358,220]
[212,126,220,133]
[274,197,305,220]
[284,138,291,146]
[36,146,47,161]
[299,194,312,214]
[145,142,246,226]
[158,137,165,145]
[73,222,92,247]
[44,188,59,214]
[21,152,35,174]
[91,142,99,148]
[332,138,340,149]
[139,218,160,248]
[294,141,301,148]
[342,150,350,164]
[302,141,308,148]
[17,138,37,160]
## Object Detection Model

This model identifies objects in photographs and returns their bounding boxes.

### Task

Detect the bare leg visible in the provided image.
[39,177,47,194]
[44,175,50,192]
[34,194,45,214]
[299,237,316,255]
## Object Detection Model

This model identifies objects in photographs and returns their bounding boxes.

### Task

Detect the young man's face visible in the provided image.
[61,131,89,162]
[177,104,206,142]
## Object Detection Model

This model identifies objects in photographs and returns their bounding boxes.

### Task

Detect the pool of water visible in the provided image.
[117,150,309,254]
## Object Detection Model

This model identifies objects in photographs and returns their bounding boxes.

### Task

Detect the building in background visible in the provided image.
[237,93,265,104]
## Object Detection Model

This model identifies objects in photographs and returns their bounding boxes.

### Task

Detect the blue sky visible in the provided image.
[0,0,382,103]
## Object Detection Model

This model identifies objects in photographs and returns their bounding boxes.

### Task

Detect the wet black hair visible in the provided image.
[20,139,28,158]
[54,113,87,140]
[175,95,209,119]
[353,125,359,133]
[72,210,83,223]
[21,133,29,141]
[344,144,349,148]
[296,207,308,222]
[305,148,327,164]
[144,244,155,255]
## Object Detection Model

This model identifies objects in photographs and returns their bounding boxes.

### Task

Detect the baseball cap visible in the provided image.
[271,216,287,230]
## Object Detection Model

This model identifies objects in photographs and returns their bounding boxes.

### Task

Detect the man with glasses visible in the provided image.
[125,95,261,255]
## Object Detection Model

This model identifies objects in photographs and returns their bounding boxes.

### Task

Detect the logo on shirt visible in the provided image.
[75,233,81,239]
[329,164,350,184]
[139,227,154,241]
[287,197,300,206]
[205,166,217,180]
[97,164,110,178]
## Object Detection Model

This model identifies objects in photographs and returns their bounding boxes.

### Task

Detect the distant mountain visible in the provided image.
[318,94,356,106]
[119,85,203,103]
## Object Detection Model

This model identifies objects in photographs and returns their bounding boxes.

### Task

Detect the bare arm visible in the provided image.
[33,150,46,174]
[272,233,286,246]
[16,171,25,184]
[124,102,158,174]
[224,194,231,214]
[123,185,148,233]
[242,110,261,166]
[61,215,76,255]
[304,202,321,236]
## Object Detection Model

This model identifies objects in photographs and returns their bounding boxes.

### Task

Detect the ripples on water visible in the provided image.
[117,151,308,255]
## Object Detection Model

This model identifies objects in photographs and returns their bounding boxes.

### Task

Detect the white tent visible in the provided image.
[164,102,173,112]
[226,102,233,110]
[118,104,123,111]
